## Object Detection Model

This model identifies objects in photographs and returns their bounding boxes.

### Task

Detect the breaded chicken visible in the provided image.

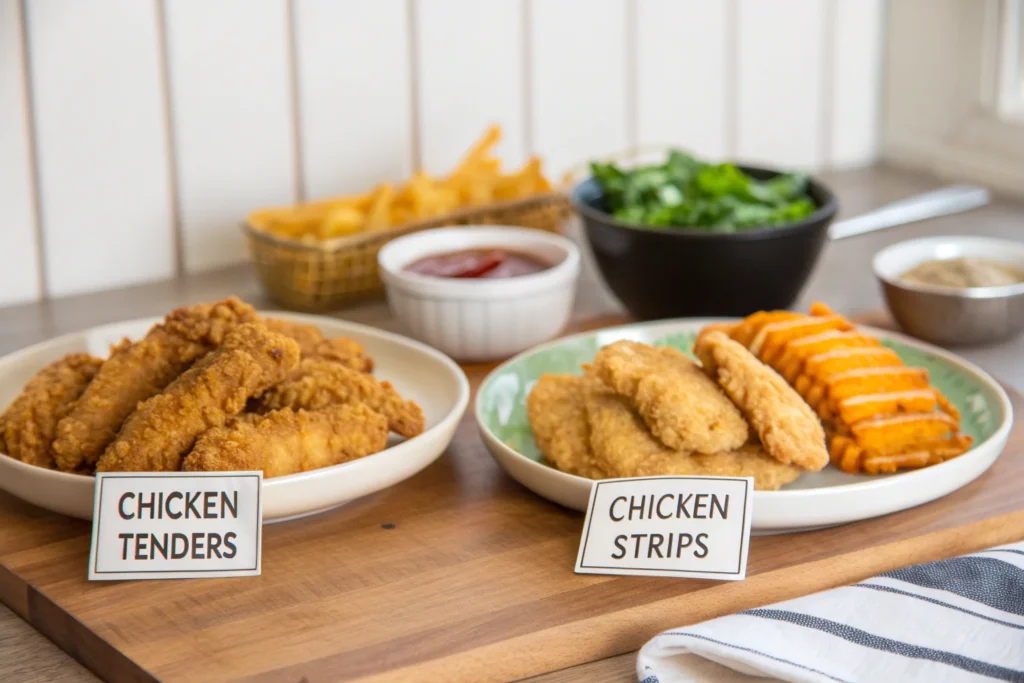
[1,353,103,468]
[265,318,373,371]
[593,341,749,453]
[53,297,259,472]
[582,376,800,490]
[526,374,605,479]
[306,338,374,373]
[694,331,828,471]
[183,404,389,477]
[265,318,324,354]
[254,359,423,438]
[96,323,299,472]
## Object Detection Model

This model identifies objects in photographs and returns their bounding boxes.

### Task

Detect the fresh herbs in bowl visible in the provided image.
[590,150,817,232]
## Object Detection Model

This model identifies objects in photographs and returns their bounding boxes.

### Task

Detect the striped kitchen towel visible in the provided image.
[637,541,1024,683]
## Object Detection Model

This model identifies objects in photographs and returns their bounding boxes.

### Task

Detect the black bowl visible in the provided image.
[570,165,838,320]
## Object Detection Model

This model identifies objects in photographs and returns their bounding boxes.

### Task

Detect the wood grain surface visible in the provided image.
[0,316,1022,683]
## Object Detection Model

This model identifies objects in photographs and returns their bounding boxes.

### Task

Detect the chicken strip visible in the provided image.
[306,338,374,373]
[526,374,605,479]
[694,331,828,471]
[265,318,324,354]
[183,404,389,477]
[582,376,800,490]
[593,341,748,453]
[254,359,423,438]
[96,323,299,472]
[52,297,259,472]
[1,353,103,469]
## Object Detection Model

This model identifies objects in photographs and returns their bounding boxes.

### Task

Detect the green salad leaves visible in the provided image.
[590,150,817,232]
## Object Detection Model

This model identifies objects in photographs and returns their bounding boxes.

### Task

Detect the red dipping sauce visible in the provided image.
[404,248,552,279]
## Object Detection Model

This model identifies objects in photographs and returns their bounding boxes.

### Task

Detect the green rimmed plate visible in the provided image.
[475,319,1013,534]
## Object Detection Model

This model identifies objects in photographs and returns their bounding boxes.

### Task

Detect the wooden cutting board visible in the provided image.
[2,314,1023,683]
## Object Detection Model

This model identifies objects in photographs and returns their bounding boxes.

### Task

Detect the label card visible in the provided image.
[88,472,263,581]
[575,476,753,580]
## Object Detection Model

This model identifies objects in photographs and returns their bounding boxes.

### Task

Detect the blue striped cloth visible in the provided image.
[637,542,1024,682]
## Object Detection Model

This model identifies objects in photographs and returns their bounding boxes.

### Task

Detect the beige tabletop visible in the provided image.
[2,165,1022,682]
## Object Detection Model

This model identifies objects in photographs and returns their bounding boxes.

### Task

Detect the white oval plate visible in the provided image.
[0,312,470,523]
[475,319,1013,534]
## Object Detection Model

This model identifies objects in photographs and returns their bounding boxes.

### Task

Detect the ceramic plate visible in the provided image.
[476,320,1013,533]
[0,313,470,523]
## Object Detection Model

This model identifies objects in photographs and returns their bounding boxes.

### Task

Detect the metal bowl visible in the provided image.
[873,236,1024,347]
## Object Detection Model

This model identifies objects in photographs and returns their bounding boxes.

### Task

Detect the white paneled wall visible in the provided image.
[0,0,885,305]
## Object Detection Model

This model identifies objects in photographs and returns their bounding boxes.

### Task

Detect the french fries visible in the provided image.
[248,125,553,242]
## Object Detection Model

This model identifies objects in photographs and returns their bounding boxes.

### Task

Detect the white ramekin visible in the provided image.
[377,226,581,362]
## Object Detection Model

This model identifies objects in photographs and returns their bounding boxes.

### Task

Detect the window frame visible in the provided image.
[881,0,1024,196]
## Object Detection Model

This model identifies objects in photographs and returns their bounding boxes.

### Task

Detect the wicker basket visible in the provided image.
[244,192,573,311]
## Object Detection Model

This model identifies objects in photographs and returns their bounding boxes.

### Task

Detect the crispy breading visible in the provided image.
[183,404,389,477]
[306,338,374,373]
[695,331,828,472]
[593,341,749,453]
[255,359,424,438]
[1,353,102,468]
[264,318,324,354]
[525,374,605,478]
[96,323,299,472]
[53,297,259,472]
[581,376,800,490]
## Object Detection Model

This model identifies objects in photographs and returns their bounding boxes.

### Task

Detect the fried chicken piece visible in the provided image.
[183,404,388,477]
[96,323,299,472]
[1,353,103,468]
[306,338,374,373]
[593,341,748,453]
[265,318,324,354]
[52,297,259,472]
[582,376,800,490]
[254,359,424,438]
[264,317,373,372]
[526,374,605,479]
[695,331,828,472]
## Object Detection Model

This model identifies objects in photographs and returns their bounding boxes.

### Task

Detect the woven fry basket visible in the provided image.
[243,192,573,312]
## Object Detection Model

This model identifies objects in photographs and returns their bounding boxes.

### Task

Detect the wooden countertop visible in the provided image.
[1,164,1023,682]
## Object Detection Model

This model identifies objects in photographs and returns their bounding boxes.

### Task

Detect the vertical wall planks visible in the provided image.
[25,0,175,297]
[736,0,826,169]
[414,0,526,175]
[0,0,41,305]
[830,0,884,168]
[636,0,729,159]
[294,0,412,199]
[530,0,629,176]
[163,0,297,273]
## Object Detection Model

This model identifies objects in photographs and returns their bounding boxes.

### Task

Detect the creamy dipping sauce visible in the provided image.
[901,257,1024,288]
[404,248,552,279]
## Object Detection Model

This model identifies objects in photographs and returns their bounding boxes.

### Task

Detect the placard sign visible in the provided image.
[575,476,753,580]
[88,472,263,581]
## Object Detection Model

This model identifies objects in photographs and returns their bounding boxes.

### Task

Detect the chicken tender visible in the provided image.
[1,353,103,468]
[96,323,299,472]
[593,341,748,453]
[694,331,828,471]
[183,404,388,477]
[53,297,259,472]
[265,318,373,371]
[255,359,423,438]
[582,376,800,490]
[265,318,324,354]
[307,338,374,373]
[526,374,605,478]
